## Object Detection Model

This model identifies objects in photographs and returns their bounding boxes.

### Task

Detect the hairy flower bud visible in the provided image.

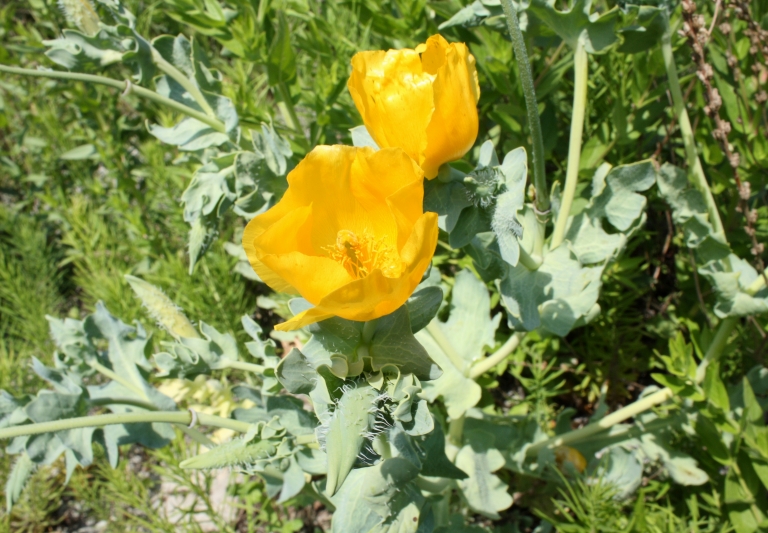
[58,0,100,36]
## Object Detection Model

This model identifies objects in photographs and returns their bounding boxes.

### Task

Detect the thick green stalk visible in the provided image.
[0,65,226,132]
[660,19,726,239]
[150,48,216,118]
[0,411,253,441]
[550,39,588,249]
[518,245,543,271]
[525,317,738,456]
[469,332,523,379]
[425,321,466,374]
[88,397,214,447]
[448,415,465,446]
[222,360,266,374]
[499,0,549,216]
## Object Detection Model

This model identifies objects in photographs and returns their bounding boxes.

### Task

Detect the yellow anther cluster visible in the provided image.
[325,230,402,279]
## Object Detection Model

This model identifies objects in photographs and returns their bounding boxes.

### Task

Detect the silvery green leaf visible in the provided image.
[589,160,656,232]
[429,269,500,367]
[251,123,293,176]
[148,117,230,151]
[44,29,125,70]
[242,315,279,363]
[616,5,665,54]
[330,457,423,533]
[438,0,499,30]
[296,447,327,475]
[25,390,84,424]
[59,143,99,161]
[417,330,482,419]
[415,419,468,480]
[276,348,317,395]
[25,432,66,465]
[449,206,492,249]
[527,0,621,54]
[424,176,472,234]
[233,393,317,437]
[658,164,768,317]
[664,454,709,486]
[350,126,379,149]
[406,286,443,334]
[455,439,513,518]
[369,307,442,381]
[0,391,30,430]
[46,315,99,373]
[187,217,218,273]
[87,303,175,408]
[591,446,642,499]
[500,246,604,335]
[387,426,423,470]
[5,453,34,512]
[301,314,363,369]
[30,357,82,396]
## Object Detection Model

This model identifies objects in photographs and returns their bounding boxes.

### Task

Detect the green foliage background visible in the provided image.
[0,0,766,531]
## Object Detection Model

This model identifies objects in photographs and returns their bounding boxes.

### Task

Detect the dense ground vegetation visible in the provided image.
[0,0,766,531]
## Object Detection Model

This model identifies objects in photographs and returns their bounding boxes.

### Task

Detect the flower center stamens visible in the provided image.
[325,230,402,279]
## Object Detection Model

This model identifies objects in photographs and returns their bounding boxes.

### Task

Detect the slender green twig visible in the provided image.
[660,16,726,240]
[469,332,524,379]
[499,0,549,217]
[425,321,466,374]
[525,317,738,456]
[295,434,319,445]
[222,360,266,374]
[89,360,147,399]
[87,398,215,447]
[150,48,216,118]
[0,65,226,132]
[0,411,253,441]
[550,39,588,249]
[518,245,543,271]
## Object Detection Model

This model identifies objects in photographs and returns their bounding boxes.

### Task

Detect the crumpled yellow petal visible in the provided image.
[348,34,480,179]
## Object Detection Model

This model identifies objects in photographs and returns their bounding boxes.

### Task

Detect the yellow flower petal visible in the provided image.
[243,145,438,330]
[348,35,480,179]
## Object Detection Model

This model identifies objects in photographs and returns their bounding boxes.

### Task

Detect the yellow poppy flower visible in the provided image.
[242,145,439,331]
[348,34,480,179]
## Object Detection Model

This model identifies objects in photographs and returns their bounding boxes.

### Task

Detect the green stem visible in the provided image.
[0,411,253,441]
[89,360,147,399]
[525,317,738,456]
[448,415,465,446]
[415,476,452,493]
[518,245,543,271]
[550,39,588,250]
[425,321,466,374]
[376,434,393,459]
[660,16,726,241]
[295,434,318,445]
[469,333,523,379]
[88,397,159,410]
[499,0,549,216]
[222,360,266,374]
[0,65,226,133]
[362,319,378,344]
[150,48,216,118]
